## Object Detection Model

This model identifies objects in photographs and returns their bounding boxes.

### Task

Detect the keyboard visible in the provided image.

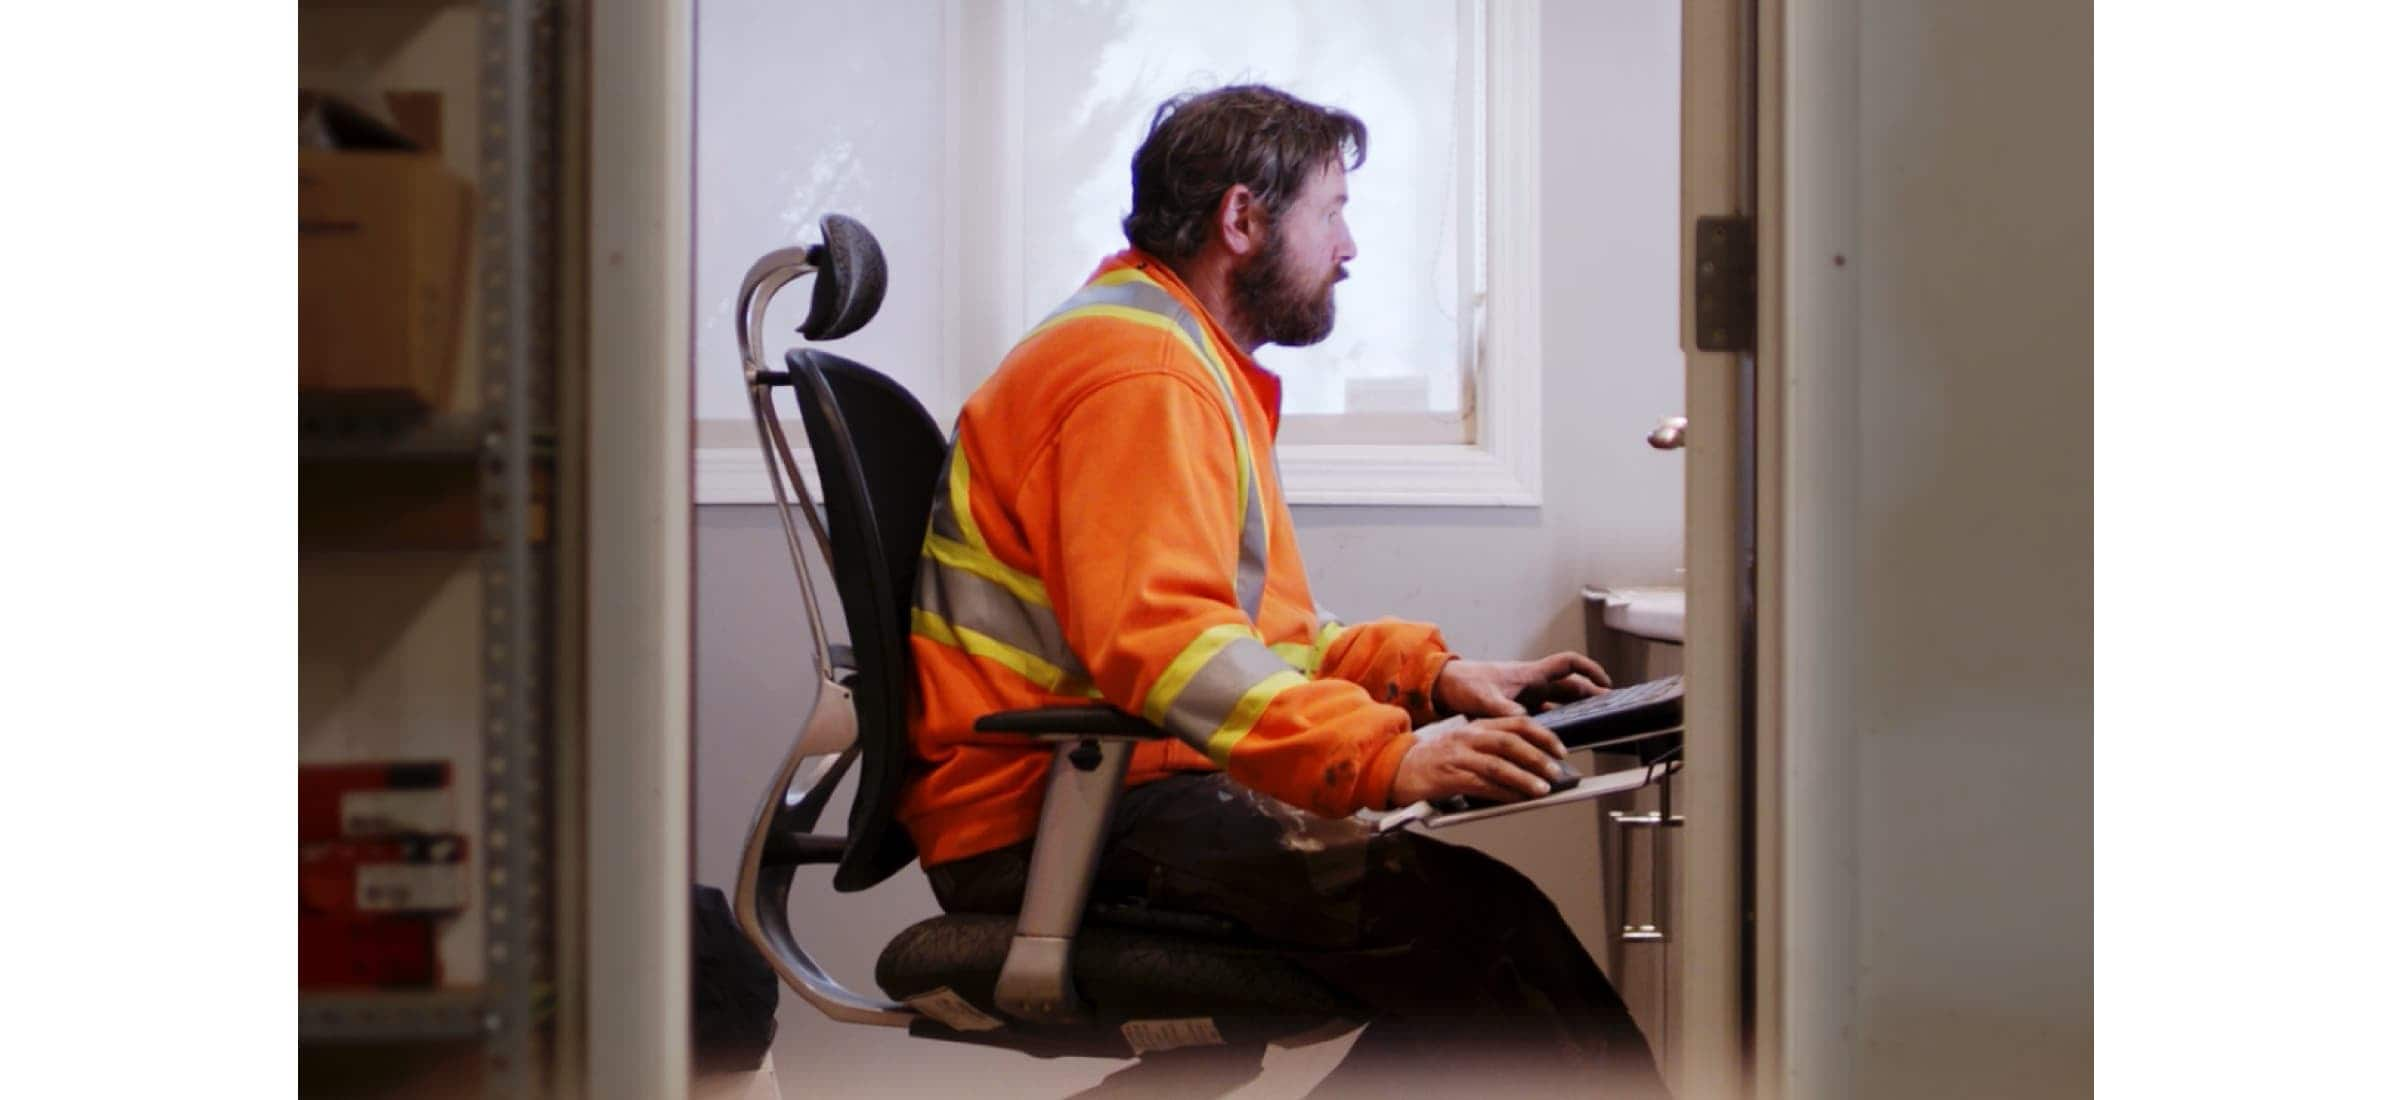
[1532,674,1684,749]
[1428,676,1687,814]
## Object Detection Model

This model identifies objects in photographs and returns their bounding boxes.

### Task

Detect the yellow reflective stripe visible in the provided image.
[1086,267,1148,289]
[1099,267,1242,372]
[946,442,987,552]
[1268,622,1346,677]
[912,608,1095,696]
[1143,622,1261,727]
[1110,271,1272,576]
[1201,670,1308,767]
[1030,304,1217,381]
[1309,621,1349,673]
[924,532,1051,610]
[1130,280,1257,553]
[1029,300,1254,536]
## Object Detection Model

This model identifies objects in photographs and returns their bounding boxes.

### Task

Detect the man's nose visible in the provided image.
[1338,226,1358,264]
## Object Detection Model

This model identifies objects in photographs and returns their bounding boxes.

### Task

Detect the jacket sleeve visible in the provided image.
[1315,618,1456,728]
[1025,370,1419,815]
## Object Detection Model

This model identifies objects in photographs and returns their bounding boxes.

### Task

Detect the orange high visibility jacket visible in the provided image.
[901,250,1456,867]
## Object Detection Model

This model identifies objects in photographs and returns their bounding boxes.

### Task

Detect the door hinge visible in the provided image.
[1694,215,1756,352]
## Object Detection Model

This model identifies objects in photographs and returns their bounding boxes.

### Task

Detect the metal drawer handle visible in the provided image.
[1611,789,1684,942]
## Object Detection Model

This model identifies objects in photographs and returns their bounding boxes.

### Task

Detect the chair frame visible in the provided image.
[727,245,1194,1033]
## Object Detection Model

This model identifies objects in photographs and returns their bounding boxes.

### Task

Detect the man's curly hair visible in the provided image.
[1121,84,1368,265]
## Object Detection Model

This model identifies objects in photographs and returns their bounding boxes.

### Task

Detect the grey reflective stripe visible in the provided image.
[1048,279,1270,620]
[1155,635,1297,749]
[1234,486,1267,617]
[916,555,1091,684]
[1044,281,1214,359]
[927,462,967,544]
[1044,281,1250,438]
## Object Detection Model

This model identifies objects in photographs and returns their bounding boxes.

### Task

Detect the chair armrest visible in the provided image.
[992,735,1139,1024]
[973,704,1168,739]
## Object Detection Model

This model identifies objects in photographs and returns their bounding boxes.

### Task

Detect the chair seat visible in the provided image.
[874,913,1362,1058]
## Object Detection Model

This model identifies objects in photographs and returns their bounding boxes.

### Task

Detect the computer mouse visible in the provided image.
[1441,763,1584,813]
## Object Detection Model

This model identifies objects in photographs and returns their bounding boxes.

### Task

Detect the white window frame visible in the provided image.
[1277,0,1543,507]
[694,0,1540,508]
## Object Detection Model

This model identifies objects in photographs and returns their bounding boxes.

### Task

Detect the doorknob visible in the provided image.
[1647,416,1688,450]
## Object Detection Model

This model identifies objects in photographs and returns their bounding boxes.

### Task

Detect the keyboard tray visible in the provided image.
[1536,674,1684,749]
[1376,755,1683,832]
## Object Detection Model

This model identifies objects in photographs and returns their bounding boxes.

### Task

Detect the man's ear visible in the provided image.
[1214,184,1265,259]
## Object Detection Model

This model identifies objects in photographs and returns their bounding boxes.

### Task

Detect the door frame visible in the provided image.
[1682,1,1868,1097]
[587,0,696,1095]
[1674,0,1755,1090]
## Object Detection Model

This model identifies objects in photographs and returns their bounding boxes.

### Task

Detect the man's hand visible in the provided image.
[1389,717,1573,806]
[1433,652,1612,719]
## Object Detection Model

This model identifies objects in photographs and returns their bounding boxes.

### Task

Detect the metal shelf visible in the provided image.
[297,411,557,464]
[300,989,486,1043]
[298,1,567,1094]
[300,411,482,462]
[298,413,557,550]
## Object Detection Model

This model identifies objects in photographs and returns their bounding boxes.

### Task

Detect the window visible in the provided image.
[695,0,1541,506]
[1020,0,1472,445]
[691,0,957,502]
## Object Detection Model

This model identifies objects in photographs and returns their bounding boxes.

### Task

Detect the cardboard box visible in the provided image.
[298,149,471,412]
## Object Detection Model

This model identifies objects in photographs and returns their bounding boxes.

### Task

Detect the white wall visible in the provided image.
[694,1,1684,1094]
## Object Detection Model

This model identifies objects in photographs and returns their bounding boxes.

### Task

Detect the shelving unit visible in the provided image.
[299,990,489,1043]
[299,1,578,1095]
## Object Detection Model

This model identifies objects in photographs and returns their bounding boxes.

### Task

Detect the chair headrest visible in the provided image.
[798,213,888,341]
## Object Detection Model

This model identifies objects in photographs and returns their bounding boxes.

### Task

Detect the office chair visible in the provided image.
[729,216,1361,1062]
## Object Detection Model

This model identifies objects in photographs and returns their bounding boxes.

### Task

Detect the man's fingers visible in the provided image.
[1468,723,1569,774]
[1520,722,1569,760]
[1484,719,1568,762]
[1560,651,1613,688]
[1555,673,1603,700]
[1484,694,1529,717]
[1451,775,1521,804]
[1464,751,1551,798]
[1473,717,1569,750]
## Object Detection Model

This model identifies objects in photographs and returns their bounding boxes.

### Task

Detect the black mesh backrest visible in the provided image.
[785,349,947,892]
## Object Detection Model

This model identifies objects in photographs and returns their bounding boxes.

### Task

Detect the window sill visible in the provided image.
[1277,442,1539,507]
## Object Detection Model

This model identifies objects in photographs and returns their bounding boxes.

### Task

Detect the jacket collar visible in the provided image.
[1096,249,1284,432]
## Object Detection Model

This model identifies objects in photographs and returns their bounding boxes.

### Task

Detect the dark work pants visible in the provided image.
[926,772,1671,1098]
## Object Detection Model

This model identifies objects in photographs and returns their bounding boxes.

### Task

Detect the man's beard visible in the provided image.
[1229,226,1339,348]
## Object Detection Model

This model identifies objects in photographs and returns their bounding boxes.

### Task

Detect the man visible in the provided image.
[905,84,1668,1096]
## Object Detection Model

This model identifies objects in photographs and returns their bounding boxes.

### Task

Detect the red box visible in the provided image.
[299,913,438,989]
[300,760,452,842]
[301,834,470,916]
